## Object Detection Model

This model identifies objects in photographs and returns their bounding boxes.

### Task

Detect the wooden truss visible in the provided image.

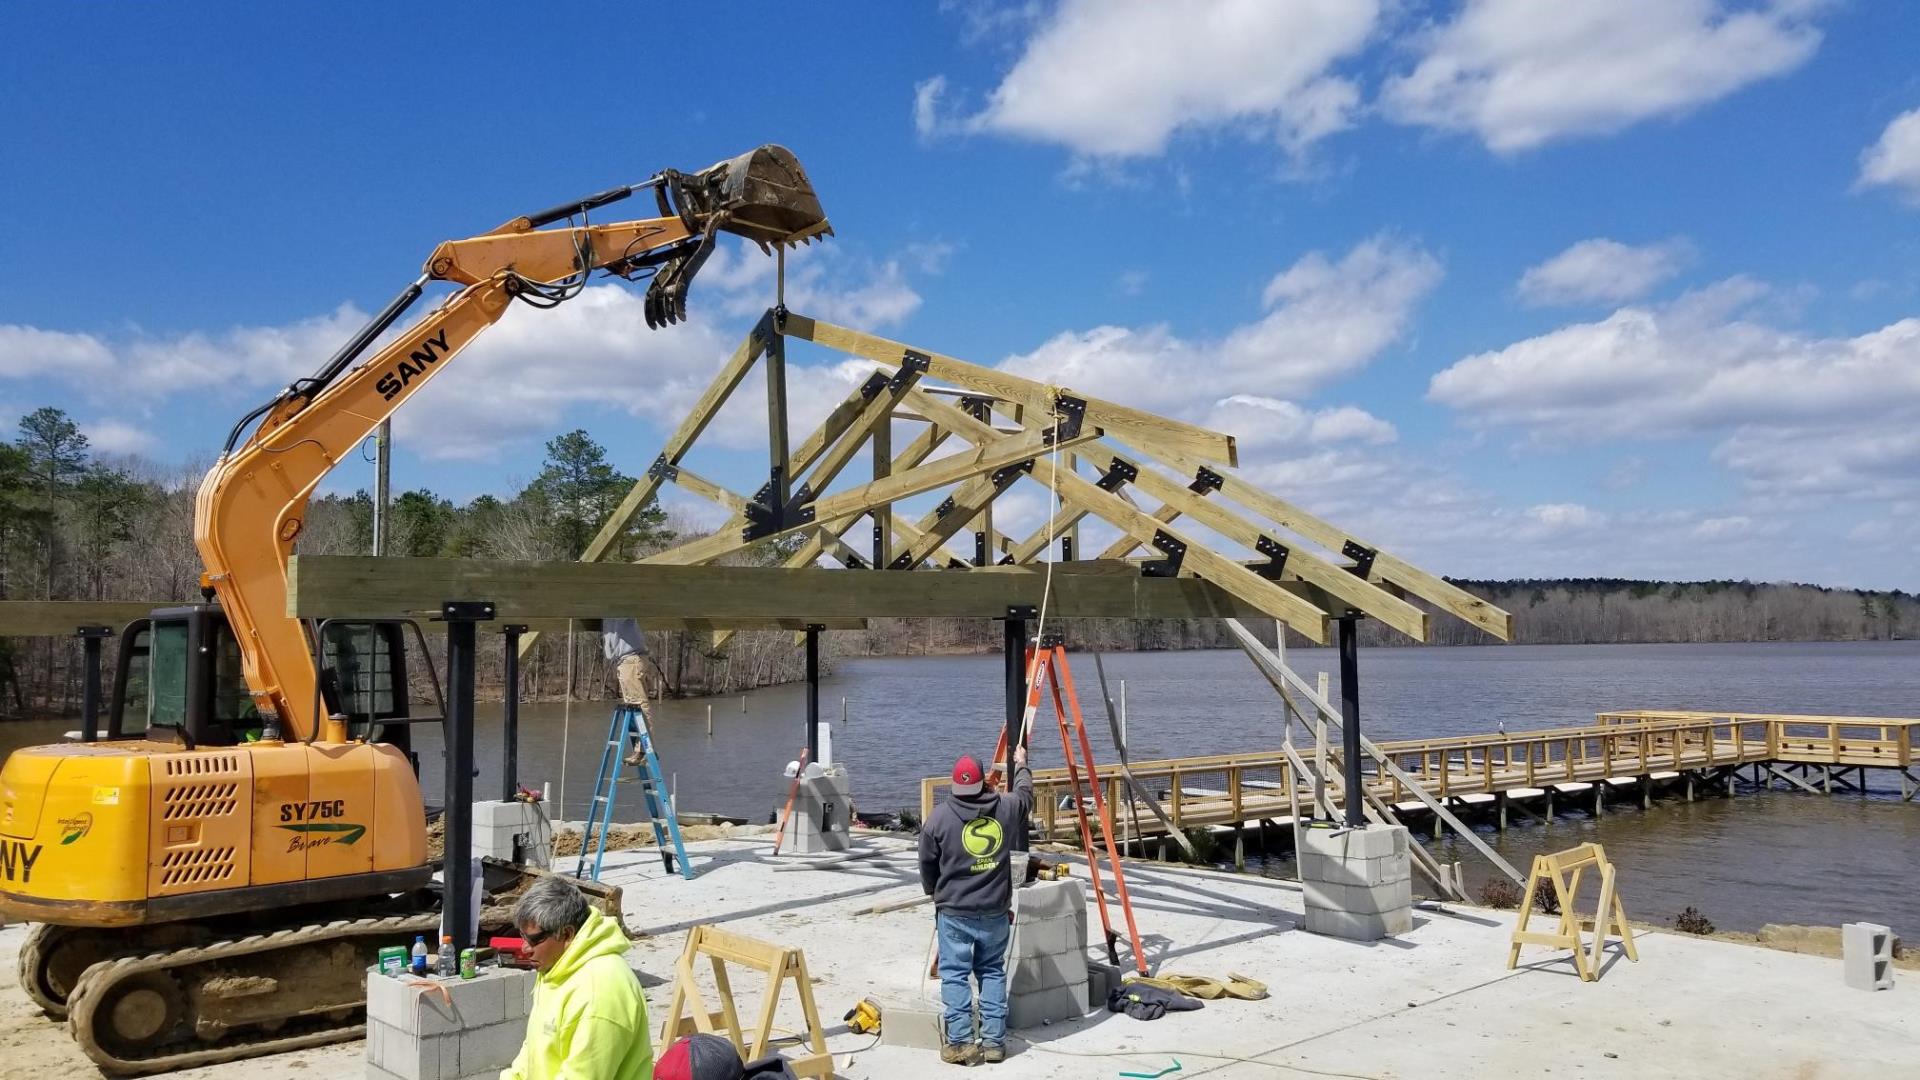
[509,307,1512,648]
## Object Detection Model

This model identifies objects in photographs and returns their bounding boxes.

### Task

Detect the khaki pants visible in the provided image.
[616,654,650,705]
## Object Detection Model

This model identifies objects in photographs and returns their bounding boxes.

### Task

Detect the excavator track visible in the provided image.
[65,912,440,1076]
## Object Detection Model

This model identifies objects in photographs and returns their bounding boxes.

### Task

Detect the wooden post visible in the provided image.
[1496,790,1508,831]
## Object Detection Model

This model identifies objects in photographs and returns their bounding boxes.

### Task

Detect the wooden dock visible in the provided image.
[920,710,1920,845]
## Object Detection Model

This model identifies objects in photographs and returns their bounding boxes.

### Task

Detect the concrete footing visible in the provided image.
[777,765,853,854]
[365,965,535,1080]
[472,800,552,868]
[1299,823,1413,941]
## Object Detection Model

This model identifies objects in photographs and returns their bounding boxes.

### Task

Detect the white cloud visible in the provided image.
[1517,238,1694,307]
[934,0,1377,159]
[1205,395,1396,449]
[1428,278,1920,497]
[1003,235,1441,415]
[82,419,158,456]
[0,324,117,380]
[1381,0,1825,153]
[1858,106,1920,205]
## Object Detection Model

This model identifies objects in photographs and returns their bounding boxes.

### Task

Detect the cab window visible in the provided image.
[147,621,189,730]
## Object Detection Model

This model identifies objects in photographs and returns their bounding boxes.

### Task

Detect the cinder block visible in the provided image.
[365,1063,408,1080]
[877,997,947,1050]
[1008,979,1089,1029]
[1844,922,1896,991]
[1298,822,1408,861]
[776,767,853,854]
[1300,851,1411,888]
[1011,948,1088,994]
[1011,914,1081,959]
[1013,879,1085,921]
[1303,877,1412,917]
[457,1019,527,1076]
[1302,904,1412,941]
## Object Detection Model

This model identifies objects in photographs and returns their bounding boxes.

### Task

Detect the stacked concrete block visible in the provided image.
[472,799,553,868]
[1007,878,1091,1028]
[876,996,947,1050]
[1298,823,1413,942]
[365,965,536,1080]
[1843,921,1896,991]
[775,764,852,854]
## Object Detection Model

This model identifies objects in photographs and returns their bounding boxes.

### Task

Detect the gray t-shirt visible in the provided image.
[601,617,646,662]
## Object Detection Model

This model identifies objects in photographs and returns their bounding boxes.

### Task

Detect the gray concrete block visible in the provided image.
[1302,904,1412,942]
[777,767,853,854]
[365,1063,408,1080]
[1300,851,1411,888]
[877,996,947,1050]
[1011,914,1082,958]
[1303,876,1412,917]
[1013,879,1085,921]
[1299,822,1408,861]
[1009,979,1089,1029]
[1086,962,1120,1008]
[457,1019,527,1076]
[1844,921,1896,991]
[1011,948,1088,994]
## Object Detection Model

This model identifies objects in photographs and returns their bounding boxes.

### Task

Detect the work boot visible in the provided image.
[981,1043,1006,1064]
[940,1043,980,1066]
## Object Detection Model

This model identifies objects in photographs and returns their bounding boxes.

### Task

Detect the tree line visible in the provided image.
[2,406,1913,721]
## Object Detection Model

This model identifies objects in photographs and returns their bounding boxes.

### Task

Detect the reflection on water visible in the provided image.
[5,640,1916,935]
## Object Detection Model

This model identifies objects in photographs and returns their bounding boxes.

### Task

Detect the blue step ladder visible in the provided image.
[574,703,693,882]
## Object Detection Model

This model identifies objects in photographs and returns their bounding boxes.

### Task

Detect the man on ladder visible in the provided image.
[919,743,1034,1066]
[576,618,693,882]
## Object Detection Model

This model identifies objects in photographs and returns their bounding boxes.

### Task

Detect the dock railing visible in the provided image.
[920,711,1920,843]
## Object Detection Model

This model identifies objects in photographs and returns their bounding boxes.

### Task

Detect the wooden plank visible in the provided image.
[0,601,190,637]
[788,314,1239,467]
[288,556,1288,622]
[668,466,748,514]
[907,390,1333,643]
[1117,436,1511,640]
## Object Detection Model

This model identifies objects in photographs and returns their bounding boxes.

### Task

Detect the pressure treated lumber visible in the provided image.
[288,556,1299,622]
[787,313,1239,467]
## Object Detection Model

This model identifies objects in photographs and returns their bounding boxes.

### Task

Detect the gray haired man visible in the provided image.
[501,876,652,1080]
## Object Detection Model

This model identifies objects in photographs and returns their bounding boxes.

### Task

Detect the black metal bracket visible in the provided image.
[501,623,529,635]
[857,371,890,401]
[1005,605,1038,620]
[1254,536,1290,580]
[974,532,988,567]
[1189,466,1224,495]
[1061,535,1074,561]
[440,601,497,622]
[959,394,992,419]
[1342,539,1377,579]
[889,551,921,570]
[933,495,958,519]
[1095,457,1138,492]
[75,625,114,641]
[751,308,780,351]
[839,550,869,570]
[1038,632,1065,649]
[989,459,1034,487]
[771,304,789,334]
[647,454,679,483]
[1141,530,1187,578]
[892,349,931,392]
[741,480,816,542]
[1043,393,1087,446]
[998,553,1018,565]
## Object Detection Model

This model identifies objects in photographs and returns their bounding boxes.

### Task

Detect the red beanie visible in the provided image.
[952,754,984,797]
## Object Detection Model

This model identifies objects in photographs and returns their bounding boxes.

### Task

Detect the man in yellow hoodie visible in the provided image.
[502,875,653,1080]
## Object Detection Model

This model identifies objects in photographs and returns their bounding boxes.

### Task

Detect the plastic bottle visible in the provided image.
[436,935,456,978]
[410,935,428,976]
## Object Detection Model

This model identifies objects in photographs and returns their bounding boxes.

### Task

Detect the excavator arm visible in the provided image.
[195,145,828,741]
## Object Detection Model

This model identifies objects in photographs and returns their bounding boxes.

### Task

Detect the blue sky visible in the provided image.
[3,2,1918,589]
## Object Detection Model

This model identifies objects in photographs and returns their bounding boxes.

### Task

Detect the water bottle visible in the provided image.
[436,935,456,978]
[410,935,428,976]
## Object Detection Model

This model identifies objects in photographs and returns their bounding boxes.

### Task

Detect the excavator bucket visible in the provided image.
[689,143,832,248]
[645,144,831,328]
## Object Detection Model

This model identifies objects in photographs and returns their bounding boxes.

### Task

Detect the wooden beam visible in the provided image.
[287,556,1297,622]
[871,413,892,567]
[786,313,1239,467]
[0,601,185,637]
[1117,436,1512,640]
[905,390,1334,643]
[668,466,748,514]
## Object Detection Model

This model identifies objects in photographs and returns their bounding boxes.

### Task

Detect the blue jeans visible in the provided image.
[935,910,1011,1047]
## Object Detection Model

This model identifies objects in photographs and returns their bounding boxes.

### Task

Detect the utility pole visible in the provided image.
[372,420,391,555]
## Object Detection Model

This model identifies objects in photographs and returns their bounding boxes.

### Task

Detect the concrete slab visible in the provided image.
[3,830,1916,1079]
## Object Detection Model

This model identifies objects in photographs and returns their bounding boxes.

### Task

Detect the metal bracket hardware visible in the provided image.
[974,532,988,567]
[1254,535,1290,580]
[1341,539,1377,579]
[1189,466,1224,494]
[934,496,958,519]
[440,601,497,622]
[888,551,920,570]
[998,553,1018,565]
[647,455,679,483]
[1006,605,1038,620]
[1038,632,1065,649]
[989,459,1034,487]
[857,371,890,401]
[1061,535,1074,561]
[1095,457,1138,492]
[1141,530,1187,578]
[1043,393,1087,445]
[959,394,992,419]
[741,480,816,542]
[839,550,869,570]
[892,349,931,392]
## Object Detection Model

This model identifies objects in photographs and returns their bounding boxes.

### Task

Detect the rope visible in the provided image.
[1032,392,1064,643]
[559,618,574,818]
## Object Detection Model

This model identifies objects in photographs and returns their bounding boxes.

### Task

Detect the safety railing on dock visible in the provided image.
[920,711,1920,843]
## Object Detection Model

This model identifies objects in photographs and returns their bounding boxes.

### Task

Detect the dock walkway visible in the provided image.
[921,711,1920,844]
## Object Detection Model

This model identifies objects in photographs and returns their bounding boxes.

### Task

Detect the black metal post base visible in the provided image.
[440,600,494,954]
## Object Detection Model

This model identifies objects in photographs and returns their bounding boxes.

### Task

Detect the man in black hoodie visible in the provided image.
[919,744,1034,1066]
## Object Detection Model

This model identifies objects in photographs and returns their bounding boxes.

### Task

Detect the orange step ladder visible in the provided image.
[994,636,1148,974]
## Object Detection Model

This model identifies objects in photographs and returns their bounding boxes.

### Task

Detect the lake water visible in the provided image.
[5,640,1917,936]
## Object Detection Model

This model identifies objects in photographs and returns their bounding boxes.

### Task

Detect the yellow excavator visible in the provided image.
[0,145,828,1073]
